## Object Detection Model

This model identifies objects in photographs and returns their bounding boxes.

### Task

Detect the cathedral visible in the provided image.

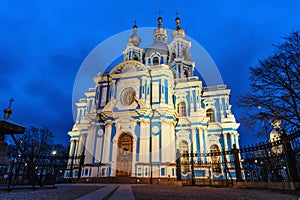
[65,16,240,181]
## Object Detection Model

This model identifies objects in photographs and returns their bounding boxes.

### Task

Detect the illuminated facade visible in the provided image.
[66,16,240,180]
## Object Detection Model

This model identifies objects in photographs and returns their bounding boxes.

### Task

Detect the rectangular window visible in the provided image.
[145,168,148,176]
[101,87,107,106]
[161,168,165,176]
[138,168,142,176]
[152,82,159,102]
[172,168,175,176]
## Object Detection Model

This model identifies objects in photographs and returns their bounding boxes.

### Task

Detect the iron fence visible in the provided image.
[179,128,300,186]
[0,154,84,190]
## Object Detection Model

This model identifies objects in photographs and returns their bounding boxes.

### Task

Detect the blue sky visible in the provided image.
[1,0,300,145]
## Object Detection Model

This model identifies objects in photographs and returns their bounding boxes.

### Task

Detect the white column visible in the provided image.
[204,129,208,153]
[111,80,116,99]
[141,77,145,99]
[170,121,176,163]
[77,134,85,156]
[198,128,204,162]
[161,120,166,163]
[139,120,146,163]
[146,78,150,106]
[191,90,194,112]
[196,88,200,111]
[102,120,112,163]
[68,140,76,165]
[69,140,75,156]
[161,78,165,104]
[144,120,150,163]
[192,128,197,163]
[234,133,240,149]
[219,98,224,120]
[192,128,197,153]
[223,133,228,151]
[230,132,234,149]
[223,133,230,162]
[74,139,79,155]
[74,139,80,165]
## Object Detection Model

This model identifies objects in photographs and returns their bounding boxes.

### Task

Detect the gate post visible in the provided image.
[280,129,299,181]
[231,144,243,182]
[77,152,85,180]
[176,150,181,181]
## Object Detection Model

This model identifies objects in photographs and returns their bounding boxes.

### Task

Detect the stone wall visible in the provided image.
[235,181,300,191]
[74,177,182,186]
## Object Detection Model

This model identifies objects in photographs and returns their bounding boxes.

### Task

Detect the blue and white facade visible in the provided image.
[66,17,240,180]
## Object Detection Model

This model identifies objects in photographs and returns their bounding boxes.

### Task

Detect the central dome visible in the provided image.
[145,42,169,57]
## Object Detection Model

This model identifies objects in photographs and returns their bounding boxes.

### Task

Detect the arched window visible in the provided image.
[133,54,139,61]
[179,140,188,154]
[153,57,159,65]
[210,144,221,173]
[177,102,187,116]
[183,69,188,78]
[172,51,176,61]
[182,48,187,59]
[206,108,215,122]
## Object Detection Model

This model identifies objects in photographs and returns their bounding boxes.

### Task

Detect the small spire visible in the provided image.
[133,20,137,33]
[8,98,14,109]
[4,98,14,119]
[157,10,163,28]
[175,11,181,30]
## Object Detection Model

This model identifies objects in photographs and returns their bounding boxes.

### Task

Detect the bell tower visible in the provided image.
[168,14,194,79]
[123,21,144,62]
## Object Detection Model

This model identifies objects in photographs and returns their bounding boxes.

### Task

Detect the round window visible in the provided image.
[121,88,136,106]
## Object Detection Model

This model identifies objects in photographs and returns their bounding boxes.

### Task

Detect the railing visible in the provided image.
[0,154,84,190]
[179,129,300,187]
[202,85,227,91]
[175,77,198,83]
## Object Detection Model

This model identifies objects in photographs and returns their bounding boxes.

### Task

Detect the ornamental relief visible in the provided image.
[115,78,140,110]
[207,135,221,149]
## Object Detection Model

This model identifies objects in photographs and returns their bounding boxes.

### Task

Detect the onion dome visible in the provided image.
[145,42,169,57]
[172,15,186,38]
[145,16,169,57]
[128,23,141,47]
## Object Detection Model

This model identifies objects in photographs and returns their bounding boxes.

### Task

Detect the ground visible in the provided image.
[0,184,300,200]
[132,185,300,200]
[0,185,102,200]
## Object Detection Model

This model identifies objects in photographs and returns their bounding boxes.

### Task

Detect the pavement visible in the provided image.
[76,184,135,200]
[2,183,299,200]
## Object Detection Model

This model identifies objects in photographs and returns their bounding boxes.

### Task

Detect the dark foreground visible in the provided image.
[0,184,300,200]
[132,185,300,200]
[0,185,102,200]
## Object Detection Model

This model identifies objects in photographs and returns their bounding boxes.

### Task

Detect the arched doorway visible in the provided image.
[116,133,133,176]
[210,144,221,174]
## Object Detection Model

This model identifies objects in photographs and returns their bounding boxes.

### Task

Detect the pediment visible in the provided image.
[109,60,147,75]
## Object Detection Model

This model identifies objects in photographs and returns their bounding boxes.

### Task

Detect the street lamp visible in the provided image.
[52,150,57,156]
[51,150,57,185]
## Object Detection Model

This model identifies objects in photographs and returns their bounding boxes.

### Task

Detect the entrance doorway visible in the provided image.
[116,133,133,176]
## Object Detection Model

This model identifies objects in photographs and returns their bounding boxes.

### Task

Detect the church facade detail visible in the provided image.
[66,16,240,180]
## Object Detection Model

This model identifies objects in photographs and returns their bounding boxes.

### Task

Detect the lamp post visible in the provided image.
[52,150,57,184]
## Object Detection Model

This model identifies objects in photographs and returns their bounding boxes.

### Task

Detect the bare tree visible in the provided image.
[19,126,54,157]
[238,31,300,138]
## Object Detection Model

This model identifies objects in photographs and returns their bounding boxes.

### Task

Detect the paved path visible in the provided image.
[76,184,135,200]
[110,185,135,200]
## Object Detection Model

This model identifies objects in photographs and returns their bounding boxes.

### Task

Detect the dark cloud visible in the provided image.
[0,0,300,146]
